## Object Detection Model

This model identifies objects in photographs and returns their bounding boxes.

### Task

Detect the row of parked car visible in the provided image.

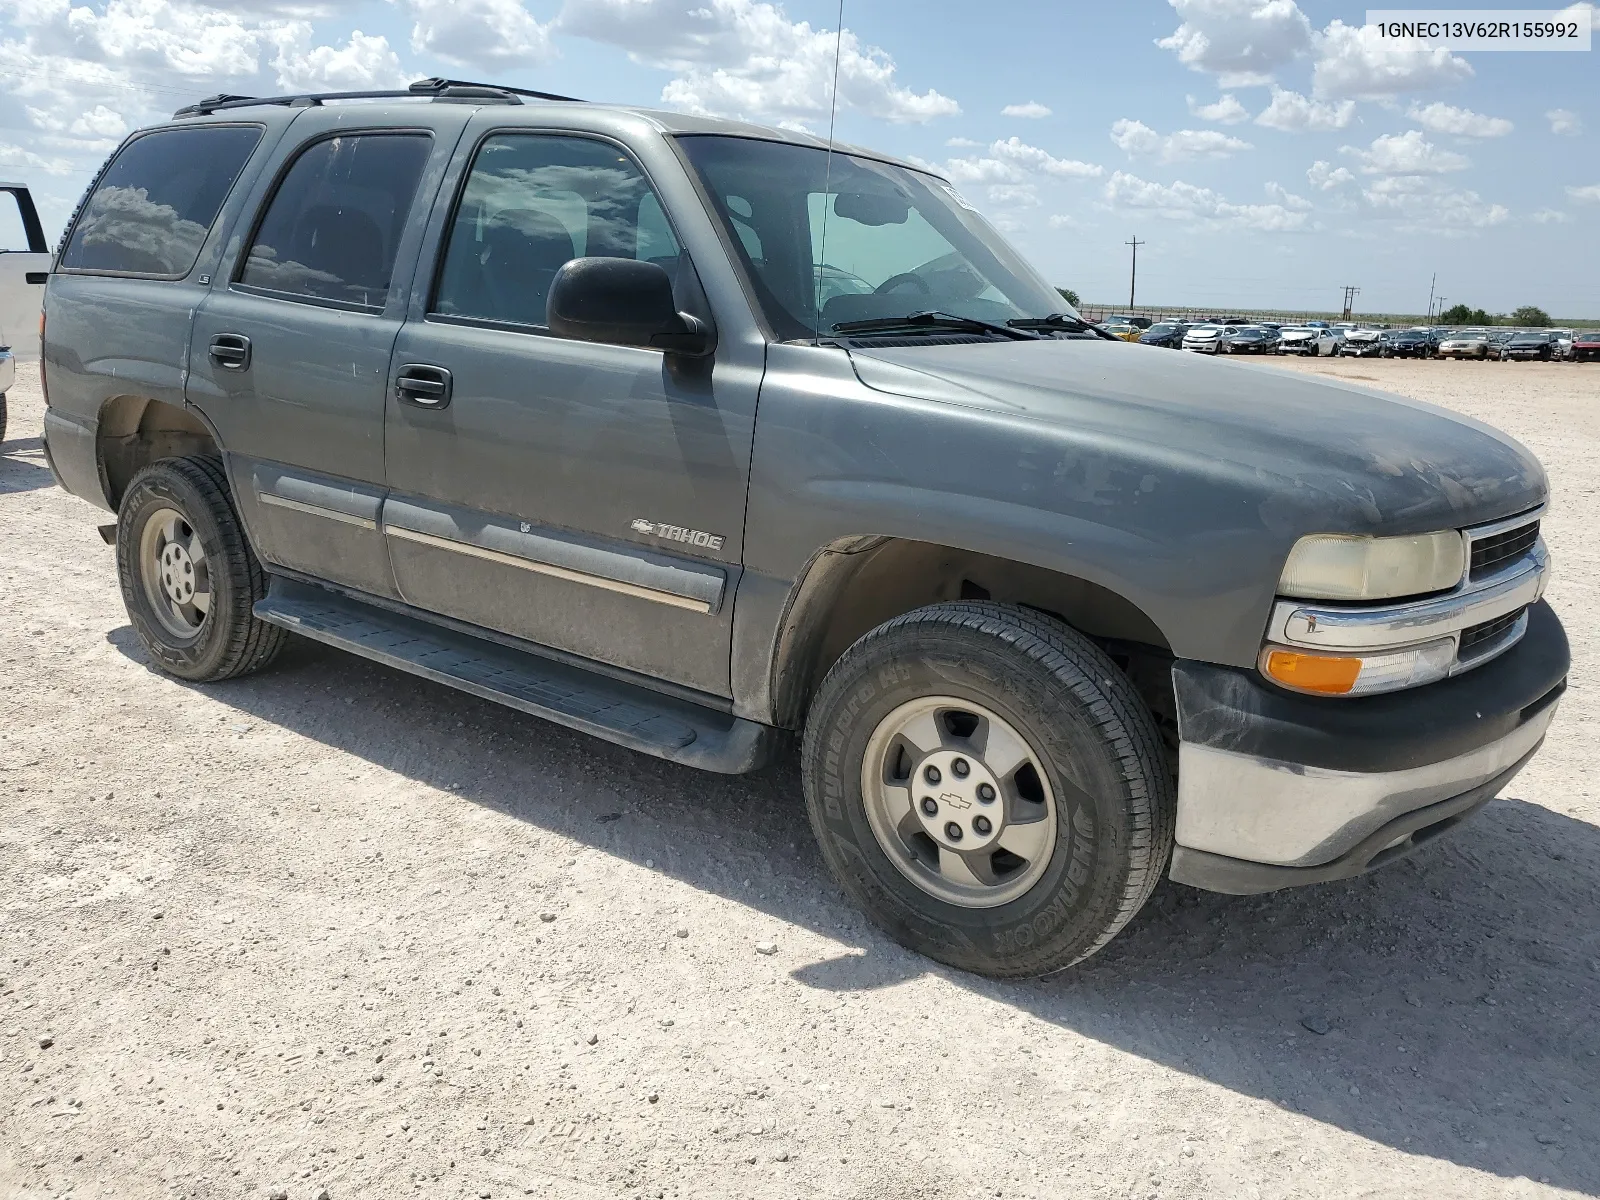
[1096,315,1600,362]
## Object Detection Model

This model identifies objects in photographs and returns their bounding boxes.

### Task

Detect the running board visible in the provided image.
[254,580,776,774]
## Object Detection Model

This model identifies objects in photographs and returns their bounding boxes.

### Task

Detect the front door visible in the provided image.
[383,129,759,697]
[187,108,467,599]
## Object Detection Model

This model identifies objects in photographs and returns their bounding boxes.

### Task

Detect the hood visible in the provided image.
[847,338,1545,534]
[1346,330,1382,341]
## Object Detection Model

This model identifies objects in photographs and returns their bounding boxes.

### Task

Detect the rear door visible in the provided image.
[187,106,471,600]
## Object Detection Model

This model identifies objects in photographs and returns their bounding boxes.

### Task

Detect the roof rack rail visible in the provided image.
[173,77,585,119]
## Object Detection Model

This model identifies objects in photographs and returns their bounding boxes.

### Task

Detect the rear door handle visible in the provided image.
[24,272,46,285]
[209,333,252,370]
[395,364,453,410]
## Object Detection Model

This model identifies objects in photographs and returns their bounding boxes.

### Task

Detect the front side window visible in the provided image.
[240,133,431,309]
[432,134,682,329]
[60,125,263,276]
[677,134,1071,342]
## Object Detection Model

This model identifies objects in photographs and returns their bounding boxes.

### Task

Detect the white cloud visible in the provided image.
[1569,184,1600,203]
[1265,180,1311,210]
[1002,101,1051,119]
[1186,93,1248,124]
[945,136,981,148]
[1109,118,1251,162]
[1254,87,1353,132]
[1406,102,1512,138]
[1047,213,1080,229]
[1156,0,1313,86]
[1341,130,1469,175]
[987,184,1039,207]
[1547,108,1583,136]
[989,136,1102,178]
[1104,169,1310,231]
[945,138,1102,187]
[408,0,555,68]
[273,30,406,92]
[1312,19,1472,99]
[559,0,958,125]
[1307,160,1355,190]
[944,156,1020,185]
[1530,209,1571,224]
[1360,176,1509,231]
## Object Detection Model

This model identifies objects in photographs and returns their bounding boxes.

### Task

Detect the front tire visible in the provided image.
[117,456,287,682]
[801,602,1175,978]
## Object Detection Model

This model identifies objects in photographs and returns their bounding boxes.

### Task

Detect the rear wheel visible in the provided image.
[117,456,286,682]
[0,392,7,444]
[802,602,1174,978]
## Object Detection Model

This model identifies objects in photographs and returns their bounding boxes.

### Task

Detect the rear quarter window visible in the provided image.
[60,124,264,278]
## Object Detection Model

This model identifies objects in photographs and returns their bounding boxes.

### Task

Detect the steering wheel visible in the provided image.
[874,272,932,295]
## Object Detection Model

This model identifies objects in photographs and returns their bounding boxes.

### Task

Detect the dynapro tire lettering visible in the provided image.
[629,518,725,551]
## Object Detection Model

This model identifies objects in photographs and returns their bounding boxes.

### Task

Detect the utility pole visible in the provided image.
[1126,236,1145,311]
[1436,298,1447,323]
[1340,285,1360,320]
[1426,272,1436,320]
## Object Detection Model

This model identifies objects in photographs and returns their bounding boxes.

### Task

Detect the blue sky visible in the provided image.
[0,0,1595,315]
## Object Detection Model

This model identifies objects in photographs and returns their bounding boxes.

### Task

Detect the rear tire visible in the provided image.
[801,602,1175,978]
[0,392,7,444]
[117,456,287,682]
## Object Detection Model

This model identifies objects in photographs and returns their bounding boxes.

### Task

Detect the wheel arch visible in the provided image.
[767,535,1175,731]
[97,394,221,511]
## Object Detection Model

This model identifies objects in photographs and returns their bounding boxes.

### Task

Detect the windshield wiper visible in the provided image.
[1007,313,1117,340]
[830,311,1040,341]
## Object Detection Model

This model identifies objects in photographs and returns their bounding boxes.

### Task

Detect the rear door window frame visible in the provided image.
[230,127,436,315]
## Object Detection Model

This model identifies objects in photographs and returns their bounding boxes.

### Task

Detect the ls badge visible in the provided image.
[630,518,725,552]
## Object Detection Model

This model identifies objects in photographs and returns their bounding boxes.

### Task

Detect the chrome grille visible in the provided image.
[1470,519,1539,580]
[1459,607,1525,654]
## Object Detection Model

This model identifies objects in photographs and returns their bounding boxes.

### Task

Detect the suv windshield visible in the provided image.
[676,135,1072,341]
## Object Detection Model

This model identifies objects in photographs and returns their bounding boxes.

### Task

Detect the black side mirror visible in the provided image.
[546,258,714,357]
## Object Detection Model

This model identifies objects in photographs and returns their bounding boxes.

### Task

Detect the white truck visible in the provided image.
[0,181,50,442]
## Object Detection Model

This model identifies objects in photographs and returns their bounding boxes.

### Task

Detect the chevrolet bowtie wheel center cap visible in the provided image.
[914,749,1004,851]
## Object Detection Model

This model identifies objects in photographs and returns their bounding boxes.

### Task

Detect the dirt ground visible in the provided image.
[2,355,1598,1200]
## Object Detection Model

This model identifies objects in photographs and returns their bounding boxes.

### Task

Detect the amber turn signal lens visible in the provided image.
[1262,649,1362,695]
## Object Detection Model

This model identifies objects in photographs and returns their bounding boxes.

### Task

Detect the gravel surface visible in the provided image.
[2,356,1597,1199]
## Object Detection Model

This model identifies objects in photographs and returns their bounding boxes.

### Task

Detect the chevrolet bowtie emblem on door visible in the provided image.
[940,791,971,810]
[629,518,726,552]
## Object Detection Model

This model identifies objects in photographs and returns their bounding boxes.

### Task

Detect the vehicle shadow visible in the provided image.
[0,436,57,494]
[107,626,1600,1193]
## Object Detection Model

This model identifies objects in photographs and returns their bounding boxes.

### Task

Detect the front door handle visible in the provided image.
[395,364,453,410]
[209,333,251,371]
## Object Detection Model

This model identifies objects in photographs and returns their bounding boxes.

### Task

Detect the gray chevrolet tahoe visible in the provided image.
[39,79,1568,978]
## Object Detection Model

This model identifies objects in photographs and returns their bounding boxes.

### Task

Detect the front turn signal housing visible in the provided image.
[1261,637,1456,697]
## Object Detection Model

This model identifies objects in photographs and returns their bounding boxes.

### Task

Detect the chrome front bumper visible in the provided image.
[1168,596,1569,895]
[1173,697,1556,871]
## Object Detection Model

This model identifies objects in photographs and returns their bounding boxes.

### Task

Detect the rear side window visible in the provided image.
[240,133,431,310]
[60,125,263,277]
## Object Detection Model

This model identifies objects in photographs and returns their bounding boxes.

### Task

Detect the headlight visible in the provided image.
[1260,638,1456,697]
[1278,531,1465,601]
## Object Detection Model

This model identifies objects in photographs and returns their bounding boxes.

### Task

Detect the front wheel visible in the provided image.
[801,602,1175,978]
[117,456,287,682]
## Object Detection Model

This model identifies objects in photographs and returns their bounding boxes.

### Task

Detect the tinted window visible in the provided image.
[60,125,262,276]
[241,133,430,309]
[432,134,681,329]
